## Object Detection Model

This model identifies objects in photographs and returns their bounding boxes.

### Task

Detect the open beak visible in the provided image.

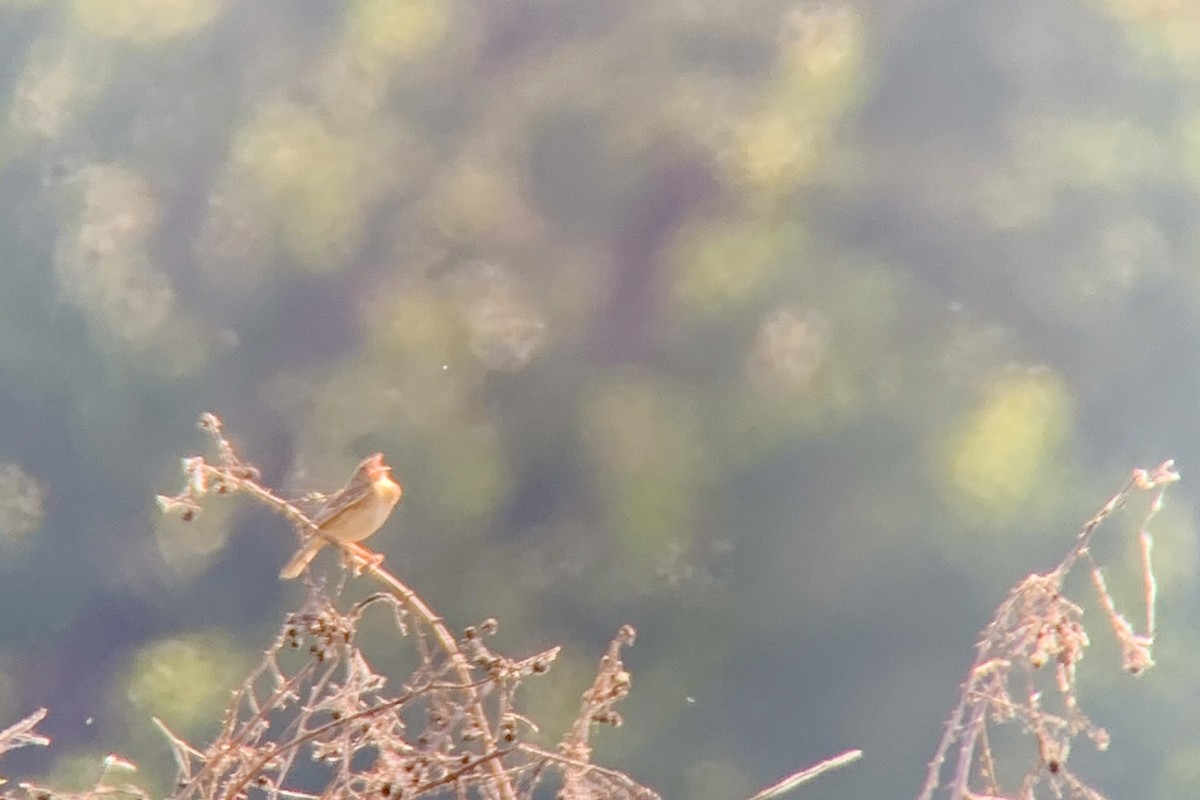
[367,453,389,479]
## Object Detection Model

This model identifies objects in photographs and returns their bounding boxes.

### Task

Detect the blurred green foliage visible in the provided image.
[937,368,1073,523]
[120,631,250,736]
[72,0,225,43]
[0,0,1199,798]
[346,0,452,62]
[0,462,44,546]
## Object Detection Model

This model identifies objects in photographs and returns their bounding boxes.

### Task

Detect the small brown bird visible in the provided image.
[279,453,403,580]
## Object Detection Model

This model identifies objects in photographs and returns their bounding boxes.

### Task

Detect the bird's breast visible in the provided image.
[323,477,401,543]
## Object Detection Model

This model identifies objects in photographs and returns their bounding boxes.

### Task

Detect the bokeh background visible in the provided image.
[1,0,1199,797]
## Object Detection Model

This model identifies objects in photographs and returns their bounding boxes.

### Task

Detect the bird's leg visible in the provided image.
[341,542,386,574]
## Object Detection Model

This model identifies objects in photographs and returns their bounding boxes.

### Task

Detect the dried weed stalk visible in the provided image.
[0,709,49,759]
[918,460,1179,800]
[0,709,150,800]
[1,413,861,800]
[150,413,657,800]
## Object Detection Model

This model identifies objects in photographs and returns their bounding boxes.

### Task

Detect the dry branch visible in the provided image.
[918,461,1179,800]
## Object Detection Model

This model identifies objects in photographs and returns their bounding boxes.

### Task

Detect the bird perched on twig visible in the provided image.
[279,453,402,580]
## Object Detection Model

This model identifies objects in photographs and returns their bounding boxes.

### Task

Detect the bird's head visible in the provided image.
[363,452,392,482]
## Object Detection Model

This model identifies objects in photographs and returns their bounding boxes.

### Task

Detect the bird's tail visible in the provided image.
[279,536,326,580]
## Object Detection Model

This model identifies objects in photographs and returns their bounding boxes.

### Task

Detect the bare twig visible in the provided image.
[744,749,864,800]
[157,414,519,800]
[153,413,667,800]
[918,461,1179,800]
[0,708,50,756]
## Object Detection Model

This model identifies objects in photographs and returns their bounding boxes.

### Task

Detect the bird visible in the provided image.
[279,453,402,580]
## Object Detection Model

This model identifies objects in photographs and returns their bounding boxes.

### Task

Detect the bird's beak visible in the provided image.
[367,453,389,478]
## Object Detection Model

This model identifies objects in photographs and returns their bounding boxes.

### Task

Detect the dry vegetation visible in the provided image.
[0,413,1178,800]
[918,460,1178,800]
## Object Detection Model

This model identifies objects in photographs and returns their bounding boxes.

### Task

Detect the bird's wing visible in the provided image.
[312,481,372,527]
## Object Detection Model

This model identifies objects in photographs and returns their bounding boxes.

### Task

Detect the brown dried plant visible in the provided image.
[918,460,1179,800]
[1,413,861,800]
[150,413,657,800]
[0,709,49,761]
